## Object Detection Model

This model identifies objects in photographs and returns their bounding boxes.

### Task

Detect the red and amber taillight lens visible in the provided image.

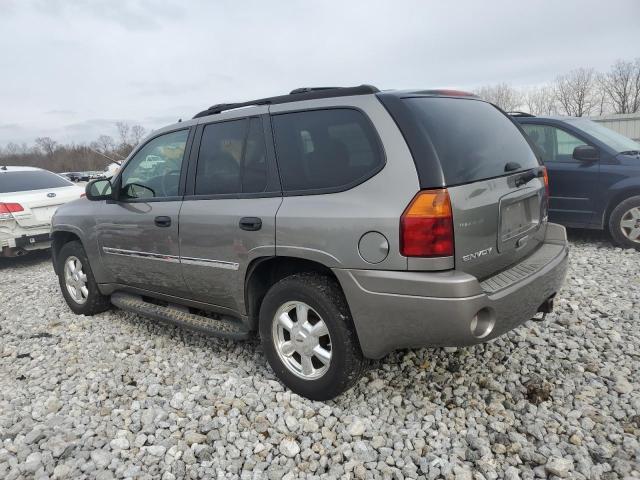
[400,189,454,257]
[541,166,549,198]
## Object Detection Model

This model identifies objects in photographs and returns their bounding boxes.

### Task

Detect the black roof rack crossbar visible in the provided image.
[193,85,379,119]
[508,111,536,117]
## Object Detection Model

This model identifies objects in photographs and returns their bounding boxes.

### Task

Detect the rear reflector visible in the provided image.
[400,189,454,257]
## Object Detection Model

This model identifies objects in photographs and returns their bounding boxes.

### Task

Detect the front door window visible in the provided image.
[119,129,189,199]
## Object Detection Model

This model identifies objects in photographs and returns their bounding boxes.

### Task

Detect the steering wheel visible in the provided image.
[161,170,181,197]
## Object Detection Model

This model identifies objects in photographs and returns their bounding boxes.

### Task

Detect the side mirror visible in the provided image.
[573,145,599,162]
[85,179,113,201]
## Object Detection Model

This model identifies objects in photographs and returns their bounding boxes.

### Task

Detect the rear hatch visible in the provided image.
[0,170,84,228]
[381,94,547,278]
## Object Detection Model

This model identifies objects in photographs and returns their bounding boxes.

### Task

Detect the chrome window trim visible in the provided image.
[102,247,239,270]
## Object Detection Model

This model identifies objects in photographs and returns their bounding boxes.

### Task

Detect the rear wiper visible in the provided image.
[504,161,522,172]
[619,150,640,156]
[514,168,538,187]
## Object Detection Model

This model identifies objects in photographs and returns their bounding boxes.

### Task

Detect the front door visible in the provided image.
[521,123,600,227]
[179,115,282,313]
[96,128,191,296]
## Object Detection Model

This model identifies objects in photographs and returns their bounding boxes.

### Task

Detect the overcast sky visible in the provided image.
[1,0,639,146]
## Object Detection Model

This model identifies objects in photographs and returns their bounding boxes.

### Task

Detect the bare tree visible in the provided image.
[475,83,523,111]
[93,134,115,153]
[599,58,640,114]
[524,85,557,115]
[553,68,600,117]
[115,121,131,148]
[34,136,58,157]
[130,125,147,145]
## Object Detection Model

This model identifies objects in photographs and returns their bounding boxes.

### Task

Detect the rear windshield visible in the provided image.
[0,170,73,193]
[404,97,539,185]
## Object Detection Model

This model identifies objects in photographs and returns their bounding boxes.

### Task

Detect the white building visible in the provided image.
[590,113,640,142]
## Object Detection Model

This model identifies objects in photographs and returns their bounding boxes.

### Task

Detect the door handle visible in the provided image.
[154,216,172,227]
[239,217,262,231]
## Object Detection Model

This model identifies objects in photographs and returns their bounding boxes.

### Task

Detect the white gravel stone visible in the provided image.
[279,437,300,458]
[545,457,572,478]
[0,234,638,479]
[347,418,366,436]
[110,438,130,450]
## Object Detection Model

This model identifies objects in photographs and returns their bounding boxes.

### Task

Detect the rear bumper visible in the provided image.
[1,231,51,255]
[334,223,569,359]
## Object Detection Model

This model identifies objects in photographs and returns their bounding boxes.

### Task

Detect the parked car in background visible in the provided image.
[61,171,83,182]
[52,86,568,399]
[513,113,640,249]
[1,166,84,257]
[61,171,94,182]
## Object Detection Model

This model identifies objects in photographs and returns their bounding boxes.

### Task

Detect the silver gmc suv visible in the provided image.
[51,85,569,400]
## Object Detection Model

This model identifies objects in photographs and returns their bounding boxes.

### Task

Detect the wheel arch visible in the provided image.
[51,229,84,274]
[244,256,340,331]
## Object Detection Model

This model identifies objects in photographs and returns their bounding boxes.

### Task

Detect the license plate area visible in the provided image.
[498,191,541,252]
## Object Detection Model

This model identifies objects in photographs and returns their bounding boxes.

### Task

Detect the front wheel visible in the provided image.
[259,273,366,400]
[609,196,640,250]
[57,241,111,315]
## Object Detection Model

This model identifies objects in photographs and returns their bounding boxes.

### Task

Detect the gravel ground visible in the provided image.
[1,231,638,480]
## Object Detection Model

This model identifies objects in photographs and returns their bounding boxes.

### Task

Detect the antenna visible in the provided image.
[87,147,124,165]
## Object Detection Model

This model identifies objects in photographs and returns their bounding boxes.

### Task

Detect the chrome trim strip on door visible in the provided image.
[180,256,240,270]
[102,247,239,270]
[102,247,181,263]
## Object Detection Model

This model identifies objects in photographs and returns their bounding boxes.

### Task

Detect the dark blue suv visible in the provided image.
[514,114,640,249]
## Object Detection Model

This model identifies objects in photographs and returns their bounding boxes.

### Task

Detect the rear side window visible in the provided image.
[0,170,73,193]
[271,109,383,193]
[195,118,268,195]
[403,98,539,185]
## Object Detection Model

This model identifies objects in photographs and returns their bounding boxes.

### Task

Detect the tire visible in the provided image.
[259,273,367,400]
[57,240,111,315]
[608,195,640,250]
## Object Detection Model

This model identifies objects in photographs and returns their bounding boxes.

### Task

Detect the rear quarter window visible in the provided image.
[271,108,384,193]
[401,97,540,186]
[0,170,73,194]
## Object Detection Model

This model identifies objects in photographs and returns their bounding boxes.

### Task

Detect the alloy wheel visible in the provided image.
[271,301,332,380]
[620,206,640,244]
[64,256,89,304]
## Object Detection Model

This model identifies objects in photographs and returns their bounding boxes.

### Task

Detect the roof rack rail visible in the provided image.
[193,85,379,119]
[508,111,535,117]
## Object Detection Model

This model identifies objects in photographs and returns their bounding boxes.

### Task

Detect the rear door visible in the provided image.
[95,128,192,295]
[178,112,282,313]
[520,122,600,227]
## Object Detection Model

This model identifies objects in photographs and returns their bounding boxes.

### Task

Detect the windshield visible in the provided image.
[404,97,540,185]
[571,119,640,153]
[0,170,73,194]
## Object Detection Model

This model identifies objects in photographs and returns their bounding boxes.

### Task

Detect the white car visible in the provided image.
[105,162,120,178]
[0,166,85,257]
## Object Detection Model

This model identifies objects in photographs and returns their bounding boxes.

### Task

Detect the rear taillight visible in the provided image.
[0,202,24,220]
[400,189,454,257]
[542,166,549,198]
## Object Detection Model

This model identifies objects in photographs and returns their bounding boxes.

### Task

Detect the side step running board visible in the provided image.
[110,292,250,340]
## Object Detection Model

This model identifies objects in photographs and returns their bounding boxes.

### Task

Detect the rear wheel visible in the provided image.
[57,241,111,315]
[259,273,366,400]
[609,196,640,250]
